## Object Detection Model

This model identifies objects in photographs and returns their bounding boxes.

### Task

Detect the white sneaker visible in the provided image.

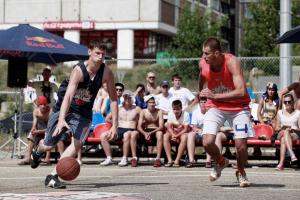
[209,158,229,182]
[236,171,251,187]
[100,158,113,166]
[118,158,128,167]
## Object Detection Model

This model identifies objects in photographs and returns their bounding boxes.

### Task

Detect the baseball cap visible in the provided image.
[161,80,169,87]
[144,94,155,103]
[36,96,49,106]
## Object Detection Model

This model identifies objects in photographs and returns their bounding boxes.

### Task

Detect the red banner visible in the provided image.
[43,21,95,30]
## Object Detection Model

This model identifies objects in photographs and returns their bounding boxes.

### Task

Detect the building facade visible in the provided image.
[0,0,235,68]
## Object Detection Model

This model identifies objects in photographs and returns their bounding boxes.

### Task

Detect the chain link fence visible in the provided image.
[1,56,300,158]
[107,56,300,100]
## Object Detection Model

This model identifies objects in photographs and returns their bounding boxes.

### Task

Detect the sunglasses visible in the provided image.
[267,88,275,91]
[284,100,293,104]
[148,76,155,79]
[116,88,123,91]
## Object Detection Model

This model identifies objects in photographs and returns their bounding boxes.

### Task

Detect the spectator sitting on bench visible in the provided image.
[100,90,141,167]
[137,95,164,167]
[256,82,279,157]
[275,94,300,171]
[163,100,190,167]
[186,96,207,168]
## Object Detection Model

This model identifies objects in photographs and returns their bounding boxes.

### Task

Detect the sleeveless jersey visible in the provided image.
[200,53,250,111]
[53,62,105,119]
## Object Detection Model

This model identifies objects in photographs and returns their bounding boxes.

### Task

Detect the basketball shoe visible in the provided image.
[235,171,251,187]
[209,157,229,181]
[45,174,66,189]
[30,151,44,169]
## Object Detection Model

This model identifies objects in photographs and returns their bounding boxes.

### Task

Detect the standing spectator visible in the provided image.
[137,95,164,167]
[199,37,253,187]
[100,90,141,167]
[18,96,52,165]
[164,100,190,167]
[186,96,207,168]
[145,72,161,95]
[155,80,173,121]
[28,66,58,106]
[168,74,195,111]
[275,94,299,171]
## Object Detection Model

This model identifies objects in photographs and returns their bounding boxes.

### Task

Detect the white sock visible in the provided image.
[51,168,57,176]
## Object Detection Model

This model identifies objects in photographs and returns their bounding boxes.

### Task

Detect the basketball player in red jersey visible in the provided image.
[199,37,253,187]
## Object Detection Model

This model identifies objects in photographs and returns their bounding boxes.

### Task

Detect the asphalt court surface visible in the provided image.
[0,159,300,200]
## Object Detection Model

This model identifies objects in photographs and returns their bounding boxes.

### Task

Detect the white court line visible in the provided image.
[1,173,299,180]
[224,188,300,192]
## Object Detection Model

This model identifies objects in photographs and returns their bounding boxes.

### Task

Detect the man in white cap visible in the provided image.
[155,80,174,121]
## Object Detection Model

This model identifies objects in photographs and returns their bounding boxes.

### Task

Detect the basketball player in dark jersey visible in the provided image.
[30,41,118,189]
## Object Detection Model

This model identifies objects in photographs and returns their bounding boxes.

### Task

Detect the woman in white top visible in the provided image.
[275,94,300,170]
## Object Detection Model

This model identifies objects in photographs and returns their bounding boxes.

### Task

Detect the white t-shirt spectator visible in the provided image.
[168,87,195,110]
[191,104,205,129]
[155,93,174,119]
[167,111,190,126]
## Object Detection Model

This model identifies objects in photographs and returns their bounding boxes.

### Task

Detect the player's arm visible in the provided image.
[102,66,118,138]
[137,110,147,135]
[53,66,82,136]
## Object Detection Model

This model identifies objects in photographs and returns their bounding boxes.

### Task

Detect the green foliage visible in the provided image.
[168,3,224,80]
[241,0,300,57]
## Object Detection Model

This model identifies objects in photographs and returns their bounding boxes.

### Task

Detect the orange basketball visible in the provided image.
[56,157,80,181]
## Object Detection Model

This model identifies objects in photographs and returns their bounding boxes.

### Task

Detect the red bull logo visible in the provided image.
[25,36,65,49]
[26,36,57,43]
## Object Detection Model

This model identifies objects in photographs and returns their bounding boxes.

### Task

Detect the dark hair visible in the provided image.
[172,74,182,81]
[136,83,145,91]
[203,37,222,52]
[172,99,182,108]
[262,82,279,106]
[115,82,124,90]
[283,93,294,102]
[88,40,107,50]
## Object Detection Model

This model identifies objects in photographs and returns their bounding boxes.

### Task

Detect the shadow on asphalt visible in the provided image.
[67,182,169,189]
[215,183,285,188]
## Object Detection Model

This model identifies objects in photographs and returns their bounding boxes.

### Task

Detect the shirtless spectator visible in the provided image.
[155,80,173,121]
[164,100,190,167]
[18,96,52,165]
[100,90,141,167]
[168,74,195,111]
[137,95,164,167]
[279,76,300,109]
[145,72,161,95]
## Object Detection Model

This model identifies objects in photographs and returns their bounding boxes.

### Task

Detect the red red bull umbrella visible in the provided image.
[0,24,89,64]
[277,24,300,43]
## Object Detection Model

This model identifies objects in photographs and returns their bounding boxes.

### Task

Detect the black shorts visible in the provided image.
[116,127,135,141]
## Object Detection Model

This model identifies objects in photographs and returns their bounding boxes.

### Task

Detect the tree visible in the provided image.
[240,0,300,57]
[168,2,224,80]
[170,3,224,58]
